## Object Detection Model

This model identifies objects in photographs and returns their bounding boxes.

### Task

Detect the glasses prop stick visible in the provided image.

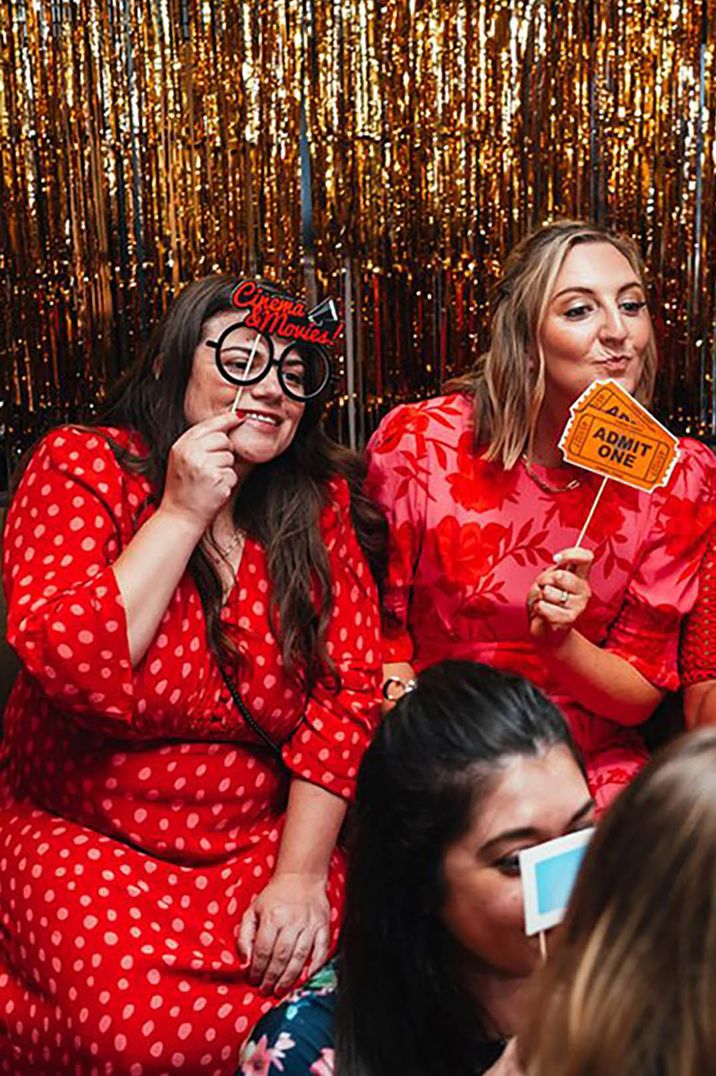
[558,379,681,548]
[229,335,259,415]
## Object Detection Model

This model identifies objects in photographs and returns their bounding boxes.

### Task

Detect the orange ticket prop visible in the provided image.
[558,380,680,548]
[571,378,664,437]
[559,381,680,493]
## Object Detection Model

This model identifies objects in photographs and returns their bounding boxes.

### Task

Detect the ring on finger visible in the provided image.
[559,589,569,606]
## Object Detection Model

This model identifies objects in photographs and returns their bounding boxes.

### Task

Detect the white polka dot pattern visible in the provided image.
[0,426,382,1072]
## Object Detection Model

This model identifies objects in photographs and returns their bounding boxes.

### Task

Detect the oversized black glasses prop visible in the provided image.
[207,281,341,410]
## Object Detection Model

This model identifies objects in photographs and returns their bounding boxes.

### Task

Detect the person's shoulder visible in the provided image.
[37,423,139,454]
[31,424,145,482]
[368,392,472,454]
[676,436,716,466]
[670,436,716,493]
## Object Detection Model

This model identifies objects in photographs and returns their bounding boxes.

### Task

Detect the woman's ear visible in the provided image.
[152,355,163,380]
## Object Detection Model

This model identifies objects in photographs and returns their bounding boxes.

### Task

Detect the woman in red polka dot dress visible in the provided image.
[0,276,384,1074]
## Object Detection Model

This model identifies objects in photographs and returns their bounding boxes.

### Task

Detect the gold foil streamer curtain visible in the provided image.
[305,0,716,438]
[0,0,305,486]
[2,0,716,488]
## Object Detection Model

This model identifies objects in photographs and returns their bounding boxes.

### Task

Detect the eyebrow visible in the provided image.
[552,282,645,301]
[479,799,595,854]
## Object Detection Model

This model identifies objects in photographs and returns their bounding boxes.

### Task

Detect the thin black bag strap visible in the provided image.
[218,664,283,758]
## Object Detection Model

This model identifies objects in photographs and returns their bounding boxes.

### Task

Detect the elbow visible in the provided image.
[684,682,716,729]
[596,689,666,727]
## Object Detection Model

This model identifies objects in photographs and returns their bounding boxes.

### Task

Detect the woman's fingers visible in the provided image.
[252,920,305,993]
[541,583,572,606]
[305,924,330,980]
[237,904,258,965]
[190,409,244,436]
[270,927,317,995]
[531,600,580,625]
[247,914,282,987]
[553,546,594,579]
[528,562,592,640]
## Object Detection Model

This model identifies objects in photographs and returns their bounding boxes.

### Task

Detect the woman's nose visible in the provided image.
[599,304,628,343]
[252,362,283,400]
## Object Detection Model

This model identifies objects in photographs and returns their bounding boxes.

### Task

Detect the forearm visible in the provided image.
[538,629,663,725]
[684,681,716,728]
[112,506,204,667]
[274,778,348,880]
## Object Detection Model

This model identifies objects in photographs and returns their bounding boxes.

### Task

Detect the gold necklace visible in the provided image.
[220,529,245,557]
[521,454,582,494]
[206,526,245,560]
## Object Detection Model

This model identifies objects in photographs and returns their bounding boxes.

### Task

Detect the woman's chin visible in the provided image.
[229,434,284,469]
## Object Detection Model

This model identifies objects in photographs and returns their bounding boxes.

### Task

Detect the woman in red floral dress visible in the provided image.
[0,276,383,1074]
[366,221,716,812]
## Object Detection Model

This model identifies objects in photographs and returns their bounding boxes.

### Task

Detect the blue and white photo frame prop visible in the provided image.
[519,828,595,936]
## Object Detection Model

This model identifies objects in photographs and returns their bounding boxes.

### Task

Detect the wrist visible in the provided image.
[270,867,329,886]
[155,500,209,539]
[533,625,575,659]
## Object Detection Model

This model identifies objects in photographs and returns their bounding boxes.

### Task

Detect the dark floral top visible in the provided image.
[239,961,506,1075]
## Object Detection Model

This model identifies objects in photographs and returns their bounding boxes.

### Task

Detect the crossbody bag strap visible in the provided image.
[218,664,285,757]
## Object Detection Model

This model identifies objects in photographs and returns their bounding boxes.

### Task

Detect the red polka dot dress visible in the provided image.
[0,427,382,1075]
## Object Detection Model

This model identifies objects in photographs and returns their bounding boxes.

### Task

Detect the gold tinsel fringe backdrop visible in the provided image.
[2,0,716,485]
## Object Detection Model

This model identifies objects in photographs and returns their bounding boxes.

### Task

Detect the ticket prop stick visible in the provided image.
[559,379,681,546]
[574,476,609,549]
[538,931,547,962]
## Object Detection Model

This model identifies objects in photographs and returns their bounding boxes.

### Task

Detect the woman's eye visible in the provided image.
[283,369,306,387]
[621,299,647,315]
[495,853,521,876]
[224,356,250,371]
[563,304,592,319]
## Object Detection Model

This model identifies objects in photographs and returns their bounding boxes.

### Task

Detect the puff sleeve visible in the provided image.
[604,438,716,695]
[281,478,382,801]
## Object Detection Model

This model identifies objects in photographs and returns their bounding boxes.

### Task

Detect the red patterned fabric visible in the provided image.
[0,426,381,1074]
[366,393,716,811]
[681,524,716,685]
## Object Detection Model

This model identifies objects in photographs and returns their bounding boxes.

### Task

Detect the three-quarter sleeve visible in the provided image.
[604,438,716,695]
[3,428,136,723]
[281,479,382,801]
[681,523,716,685]
[364,405,429,663]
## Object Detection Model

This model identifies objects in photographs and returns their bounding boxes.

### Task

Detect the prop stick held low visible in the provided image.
[574,476,608,549]
[539,931,548,962]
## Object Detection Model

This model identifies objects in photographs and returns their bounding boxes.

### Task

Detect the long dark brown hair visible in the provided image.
[23,275,386,689]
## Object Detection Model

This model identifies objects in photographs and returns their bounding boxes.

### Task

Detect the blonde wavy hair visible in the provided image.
[522,729,716,1076]
[448,220,658,468]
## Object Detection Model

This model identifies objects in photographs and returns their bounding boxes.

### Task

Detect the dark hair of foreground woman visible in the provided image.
[336,659,583,1076]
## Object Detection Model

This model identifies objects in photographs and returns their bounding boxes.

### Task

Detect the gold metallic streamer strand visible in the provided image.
[1,0,716,481]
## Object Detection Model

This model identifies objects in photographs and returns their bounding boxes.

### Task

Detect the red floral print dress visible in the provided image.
[0,426,381,1075]
[366,394,716,810]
